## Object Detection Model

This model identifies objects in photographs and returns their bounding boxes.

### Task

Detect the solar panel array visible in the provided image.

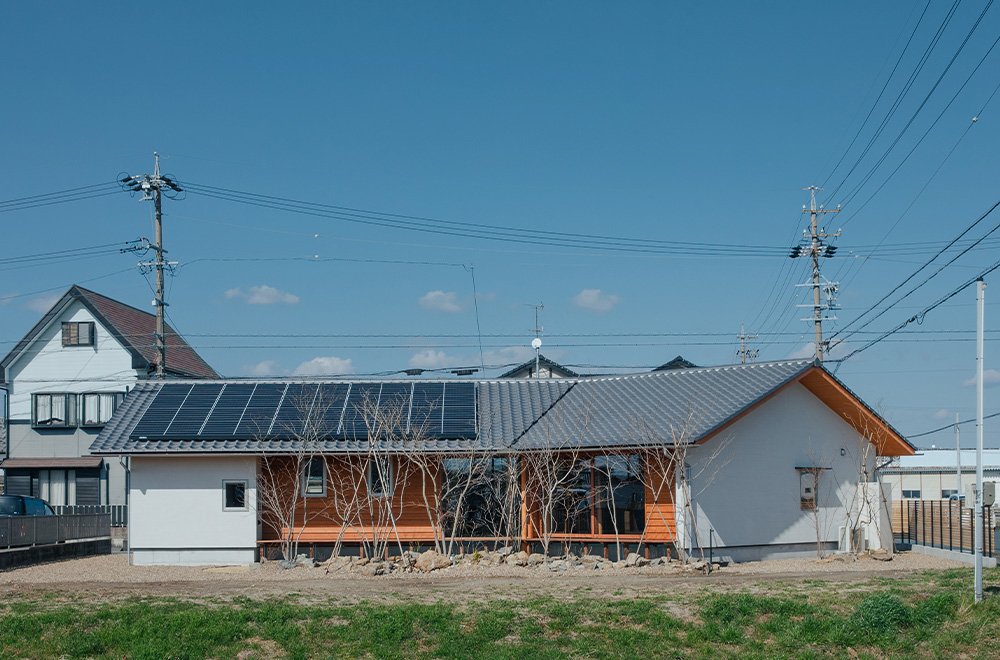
[129,381,478,440]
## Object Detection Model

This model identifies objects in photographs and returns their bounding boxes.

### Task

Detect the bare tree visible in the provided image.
[628,411,732,562]
[520,406,592,557]
[255,388,337,561]
[593,450,644,561]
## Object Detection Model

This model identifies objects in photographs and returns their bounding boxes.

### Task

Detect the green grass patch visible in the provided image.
[4,569,1000,658]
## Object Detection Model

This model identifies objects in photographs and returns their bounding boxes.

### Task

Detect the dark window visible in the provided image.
[24,497,49,515]
[302,458,326,497]
[368,457,394,497]
[901,489,921,499]
[76,469,101,506]
[441,457,520,538]
[553,460,592,535]
[62,321,95,347]
[942,489,959,499]
[594,455,645,535]
[0,496,24,515]
[81,392,125,426]
[32,393,77,427]
[224,481,247,510]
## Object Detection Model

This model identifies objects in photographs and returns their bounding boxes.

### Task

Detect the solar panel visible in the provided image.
[130,383,193,438]
[410,383,444,436]
[441,382,477,438]
[200,383,256,437]
[377,383,412,433]
[234,383,286,437]
[309,383,351,437]
[162,383,224,437]
[270,383,319,437]
[340,383,382,439]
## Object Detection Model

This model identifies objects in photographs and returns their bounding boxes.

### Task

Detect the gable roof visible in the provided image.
[0,285,218,382]
[653,355,698,371]
[499,354,579,379]
[91,359,914,457]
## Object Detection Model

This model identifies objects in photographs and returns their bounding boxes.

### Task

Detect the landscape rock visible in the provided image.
[415,550,451,573]
[496,545,515,558]
[276,560,297,570]
[623,553,649,568]
[526,553,546,566]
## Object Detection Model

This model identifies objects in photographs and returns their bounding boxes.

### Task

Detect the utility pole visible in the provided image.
[120,153,183,379]
[956,413,962,498]
[525,302,544,378]
[736,323,759,364]
[975,278,985,602]
[790,186,840,362]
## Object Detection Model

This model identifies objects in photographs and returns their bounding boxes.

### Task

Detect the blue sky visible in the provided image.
[3,2,1000,446]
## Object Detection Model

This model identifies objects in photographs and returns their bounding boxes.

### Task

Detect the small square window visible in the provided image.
[223,480,247,510]
[62,322,95,347]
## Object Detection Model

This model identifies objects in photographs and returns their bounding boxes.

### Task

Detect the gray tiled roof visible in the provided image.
[91,359,815,455]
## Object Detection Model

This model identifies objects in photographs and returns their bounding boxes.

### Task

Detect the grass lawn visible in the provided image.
[4,567,1000,659]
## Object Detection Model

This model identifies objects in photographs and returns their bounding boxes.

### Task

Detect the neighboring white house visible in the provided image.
[0,285,217,509]
[880,449,1000,500]
[91,359,912,566]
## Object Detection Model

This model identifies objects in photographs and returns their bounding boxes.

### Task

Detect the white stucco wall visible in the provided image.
[129,455,258,565]
[682,383,881,562]
[5,299,139,506]
[7,300,139,419]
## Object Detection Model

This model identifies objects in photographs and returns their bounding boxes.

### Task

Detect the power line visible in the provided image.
[830,196,1000,345]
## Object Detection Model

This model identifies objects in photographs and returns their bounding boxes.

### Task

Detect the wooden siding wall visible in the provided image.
[260,452,677,547]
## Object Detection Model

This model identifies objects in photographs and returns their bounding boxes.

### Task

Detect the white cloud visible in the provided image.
[419,290,463,313]
[293,356,355,376]
[933,408,951,420]
[0,291,18,306]
[408,350,460,370]
[481,345,535,365]
[225,285,299,305]
[572,289,619,313]
[964,369,1000,388]
[241,360,282,376]
[25,293,61,313]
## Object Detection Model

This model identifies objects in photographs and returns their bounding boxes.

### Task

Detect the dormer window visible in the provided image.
[62,322,95,347]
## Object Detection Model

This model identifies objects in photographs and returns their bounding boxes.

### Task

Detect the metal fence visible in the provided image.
[0,513,111,550]
[52,505,127,527]
[893,500,995,557]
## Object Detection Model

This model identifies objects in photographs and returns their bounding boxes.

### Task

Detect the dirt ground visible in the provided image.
[0,551,968,604]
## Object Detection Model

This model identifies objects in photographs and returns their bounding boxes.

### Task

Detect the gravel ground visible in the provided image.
[0,551,967,603]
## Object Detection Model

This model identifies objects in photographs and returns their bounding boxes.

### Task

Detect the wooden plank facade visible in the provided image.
[260,452,677,555]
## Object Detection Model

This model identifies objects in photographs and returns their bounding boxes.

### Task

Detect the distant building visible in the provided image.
[499,354,578,379]
[880,449,1000,500]
[0,285,217,509]
[653,356,698,371]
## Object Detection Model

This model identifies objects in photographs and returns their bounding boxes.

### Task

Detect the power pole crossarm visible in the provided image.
[119,152,183,379]
[790,186,840,362]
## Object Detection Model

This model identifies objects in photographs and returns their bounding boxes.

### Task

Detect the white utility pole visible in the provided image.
[975,278,985,603]
[791,186,840,362]
[120,153,183,379]
[737,323,759,364]
[956,412,962,497]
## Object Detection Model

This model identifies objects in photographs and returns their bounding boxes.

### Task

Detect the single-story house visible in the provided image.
[90,358,913,566]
